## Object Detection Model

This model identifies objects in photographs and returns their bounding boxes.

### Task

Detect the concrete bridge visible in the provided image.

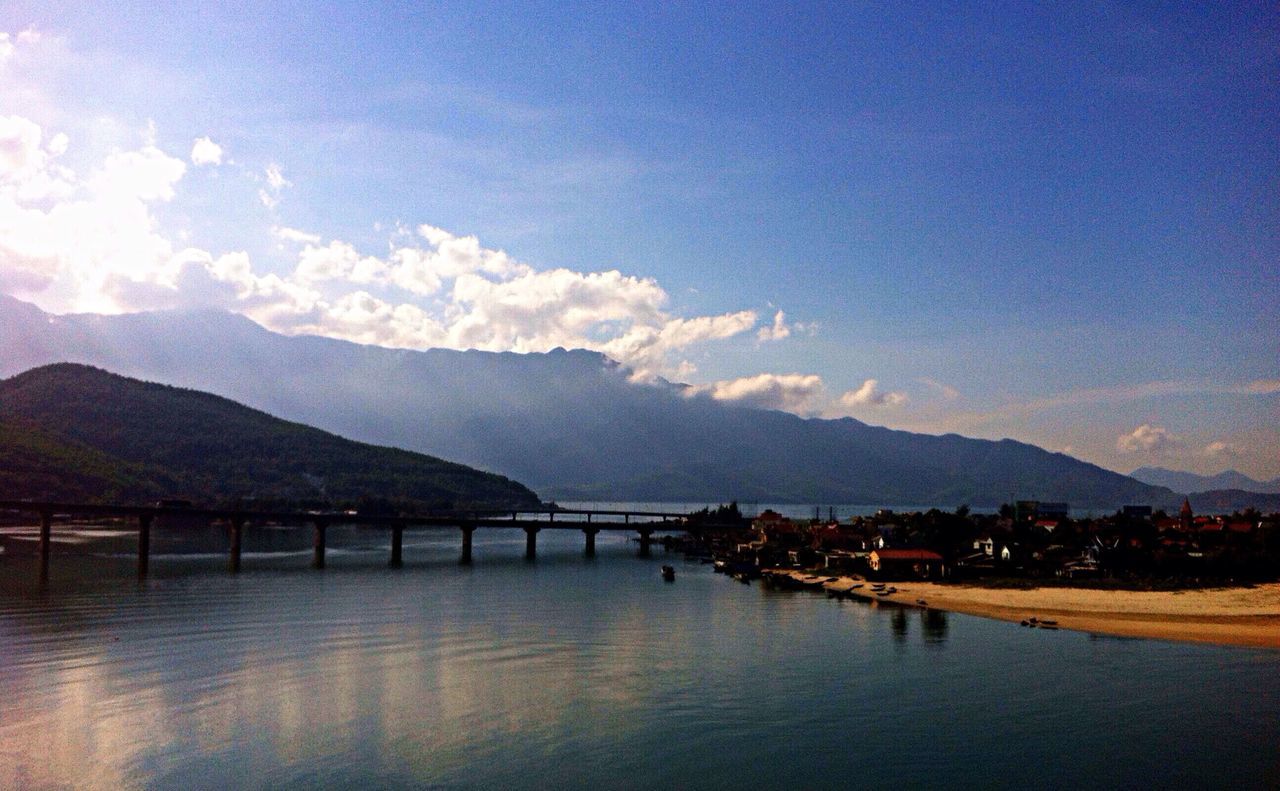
[0,500,749,583]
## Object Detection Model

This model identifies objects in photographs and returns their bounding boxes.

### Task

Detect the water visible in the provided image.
[1,525,1277,789]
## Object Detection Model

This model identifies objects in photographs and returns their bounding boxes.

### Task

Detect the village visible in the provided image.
[687,500,1280,585]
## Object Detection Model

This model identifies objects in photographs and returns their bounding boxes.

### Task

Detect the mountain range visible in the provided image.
[1130,466,1280,496]
[0,295,1186,508]
[0,362,539,509]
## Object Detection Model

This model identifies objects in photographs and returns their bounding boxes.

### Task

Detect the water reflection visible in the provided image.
[1,534,1278,789]
[890,607,909,643]
[921,609,948,645]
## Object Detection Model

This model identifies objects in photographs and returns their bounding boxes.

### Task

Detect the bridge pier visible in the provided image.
[583,527,599,558]
[460,524,475,564]
[38,510,51,585]
[637,528,653,557]
[524,526,540,560]
[229,516,244,573]
[137,514,152,579]
[312,520,328,569]
[390,525,404,567]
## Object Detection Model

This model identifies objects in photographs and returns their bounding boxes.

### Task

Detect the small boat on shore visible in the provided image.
[661,565,676,581]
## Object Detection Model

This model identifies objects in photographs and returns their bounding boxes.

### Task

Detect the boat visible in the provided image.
[661,565,676,581]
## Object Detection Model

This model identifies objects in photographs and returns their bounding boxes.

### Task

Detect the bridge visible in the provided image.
[0,500,750,583]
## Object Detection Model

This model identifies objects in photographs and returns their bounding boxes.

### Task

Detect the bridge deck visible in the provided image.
[0,499,748,583]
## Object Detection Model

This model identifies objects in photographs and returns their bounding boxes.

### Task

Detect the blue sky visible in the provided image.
[1,2,1276,478]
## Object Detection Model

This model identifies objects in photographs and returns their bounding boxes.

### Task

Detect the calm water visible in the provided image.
[1,524,1277,789]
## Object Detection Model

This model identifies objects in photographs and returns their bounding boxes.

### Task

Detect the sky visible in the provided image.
[1,2,1277,479]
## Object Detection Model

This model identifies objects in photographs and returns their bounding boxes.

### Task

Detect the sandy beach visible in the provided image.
[771,572,1280,649]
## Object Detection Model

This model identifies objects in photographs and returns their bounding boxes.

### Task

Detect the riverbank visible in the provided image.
[766,571,1280,649]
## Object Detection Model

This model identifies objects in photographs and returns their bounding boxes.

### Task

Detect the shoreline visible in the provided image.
[767,571,1280,650]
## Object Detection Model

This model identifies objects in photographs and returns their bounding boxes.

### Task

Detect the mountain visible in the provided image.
[1187,490,1280,514]
[0,296,1180,508]
[1130,466,1280,495]
[0,363,540,509]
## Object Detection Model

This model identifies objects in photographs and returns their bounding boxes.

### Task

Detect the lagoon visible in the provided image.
[1,525,1277,789]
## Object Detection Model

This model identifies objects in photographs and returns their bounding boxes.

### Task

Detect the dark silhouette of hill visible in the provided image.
[0,296,1181,508]
[1131,466,1280,495]
[1186,490,1280,514]
[0,363,540,509]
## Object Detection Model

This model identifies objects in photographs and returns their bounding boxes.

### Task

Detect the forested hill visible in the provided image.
[0,364,541,510]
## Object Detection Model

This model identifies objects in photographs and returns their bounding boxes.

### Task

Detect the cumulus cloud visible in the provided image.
[690,373,827,414]
[0,117,188,305]
[1116,424,1180,454]
[0,115,779,380]
[838,379,907,408]
[190,136,223,166]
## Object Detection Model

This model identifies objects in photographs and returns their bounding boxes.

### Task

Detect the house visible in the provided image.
[973,534,995,557]
[868,548,946,579]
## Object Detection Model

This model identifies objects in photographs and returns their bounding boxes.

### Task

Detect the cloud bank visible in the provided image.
[0,112,783,381]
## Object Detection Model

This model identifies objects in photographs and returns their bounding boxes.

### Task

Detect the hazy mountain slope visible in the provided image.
[0,296,1180,507]
[0,363,540,509]
[1130,466,1280,495]
[1186,490,1280,513]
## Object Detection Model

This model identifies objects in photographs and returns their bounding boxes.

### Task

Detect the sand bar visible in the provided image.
[766,570,1280,650]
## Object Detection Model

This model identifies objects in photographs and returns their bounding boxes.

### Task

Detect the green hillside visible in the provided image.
[0,364,541,510]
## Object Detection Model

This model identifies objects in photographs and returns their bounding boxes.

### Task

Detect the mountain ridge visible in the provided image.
[0,296,1185,508]
[1130,466,1280,495]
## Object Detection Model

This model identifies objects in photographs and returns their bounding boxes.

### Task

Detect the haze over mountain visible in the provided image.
[0,296,1181,508]
[1130,467,1280,496]
[0,362,539,509]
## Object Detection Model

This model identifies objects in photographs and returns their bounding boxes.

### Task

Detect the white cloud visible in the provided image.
[265,163,289,190]
[91,144,186,202]
[273,225,321,244]
[0,116,773,379]
[259,163,290,208]
[838,379,907,408]
[756,309,791,342]
[190,136,223,166]
[0,118,189,307]
[0,29,40,64]
[1116,424,1180,454]
[918,377,960,400]
[690,373,827,414]
[1204,440,1240,459]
